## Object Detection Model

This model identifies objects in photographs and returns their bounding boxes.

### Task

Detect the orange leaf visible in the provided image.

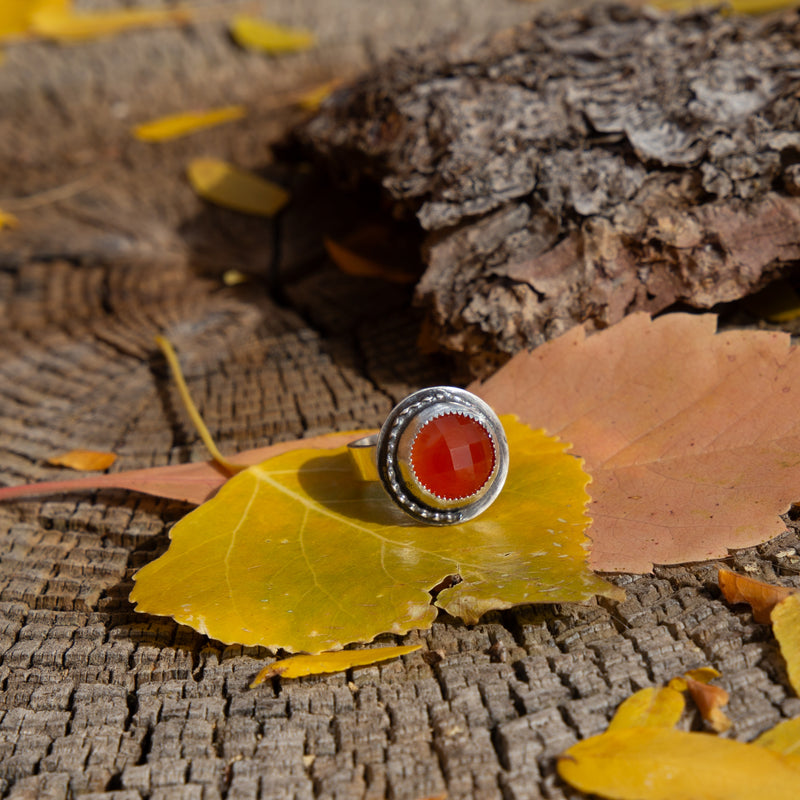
[46,449,116,471]
[718,568,796,624]
[324,236,418,284]
[683,675,731,733]
[474,313,800,572]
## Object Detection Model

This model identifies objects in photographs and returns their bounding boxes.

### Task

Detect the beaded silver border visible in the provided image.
[375,387,509,525]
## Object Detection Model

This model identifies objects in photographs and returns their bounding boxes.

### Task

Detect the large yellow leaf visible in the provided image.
[771,593,800,696]
[130,418,621,653]
[605,686,685,732]
[132,106,246,142]
[753,717,800,757]
[250,644,421,684]
[229,15,315,54]
[187,158,289,217]
[558,727,800,800]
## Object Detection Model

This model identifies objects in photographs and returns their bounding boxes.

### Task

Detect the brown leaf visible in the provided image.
[474,313,800,572]
[683,675,731,733]
[47,449,117,471]
[718,568,796,625]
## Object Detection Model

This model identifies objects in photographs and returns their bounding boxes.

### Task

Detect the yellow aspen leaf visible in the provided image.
[606,686,685,732]
[250,644,421,685]
[187,158,289,217]
[753,716,800,758]
[296,79,342,111]
[684,666,721,683]
[652,0,799,11]
[130,418,622,653]
[558,727,800,800]
[718,568,796,624]
[684,676,731,733]
[0,0,68,39]
[0,209,19,230]
[229,15,315,55]
[47,449,117,471]
[771,593,800,696]
[324,236,418,284]
[132,106,246,142]
[29,5,191,41]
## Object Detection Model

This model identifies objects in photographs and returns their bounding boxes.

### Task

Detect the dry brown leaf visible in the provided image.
[683,675,731,733]
[46,449,117,471]
[474,313,800,572]
[718,568,796,624]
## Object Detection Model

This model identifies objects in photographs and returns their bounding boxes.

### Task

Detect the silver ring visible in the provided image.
[348,387,508,525]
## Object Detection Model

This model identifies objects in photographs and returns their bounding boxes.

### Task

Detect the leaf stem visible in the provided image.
[155,335,245,476]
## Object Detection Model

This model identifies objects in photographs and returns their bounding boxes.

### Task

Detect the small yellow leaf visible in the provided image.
[324,236,418,284]
[684,666,721,683]
[0,0,68,39]
[47,449,117,471]
[743,280,800,324]
[652,0,799,11]
[29,5,190,41]
[222,269,249,287]
[753,716,800,758]
[250,644,421,685]
[131,418,621,653]
[187,158,289,217]
[296,79,341,111]
[558,727,800,800]
[132,106,246,142]
[229,15,315,54]
[0,209,19,230]
[606,686,685,732]
[771,593,800,696]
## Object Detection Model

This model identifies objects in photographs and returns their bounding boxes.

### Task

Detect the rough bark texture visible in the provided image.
[300,4,800,374]
[2,2,800,799]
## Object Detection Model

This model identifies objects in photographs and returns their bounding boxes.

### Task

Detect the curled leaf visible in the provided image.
[250,644,421,685]
[133,106,246,142]
[47,449,116,471]
[606,686,685,732]
[718,568,796,624]
[683,675,731,733]
[771,593,800,696]
[229,15,315,54]
[187,158,289,217]
[30,4,191,41]
[558,727,800,800]
[130,419,621,653]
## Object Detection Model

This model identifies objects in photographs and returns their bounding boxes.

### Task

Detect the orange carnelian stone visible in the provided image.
[410,413,495,500]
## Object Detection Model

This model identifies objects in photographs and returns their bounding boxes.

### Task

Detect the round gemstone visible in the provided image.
[410,413,496,500]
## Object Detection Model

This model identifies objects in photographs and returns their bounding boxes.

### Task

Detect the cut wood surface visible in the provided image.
[1,2,800,799]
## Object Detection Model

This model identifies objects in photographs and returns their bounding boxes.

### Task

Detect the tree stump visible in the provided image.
[1,3,799,800]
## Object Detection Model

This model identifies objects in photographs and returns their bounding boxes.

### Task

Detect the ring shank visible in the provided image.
[347,434,379,481]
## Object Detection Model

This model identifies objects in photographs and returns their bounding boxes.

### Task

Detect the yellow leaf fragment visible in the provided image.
[133,106,246,142]
[771,593,800,696]
[0,0,68,39]
[0,209,19,230]
[558,727,800,800]
[187,158,289,217]
[744,280,800,324]
[652,0,799,12]
[718,567,796,624]
[684,675,731,733]
[606,686,685,732]
[131,418,621,653]
[30,5,191,41]
[684,666,721,683]
[753,716,800,758]
[47,449,117,471]
[222,269,249,287]
[324,236,418,284]
[250,644,421,685]
[296,79,341,111]
[229,15,315,54]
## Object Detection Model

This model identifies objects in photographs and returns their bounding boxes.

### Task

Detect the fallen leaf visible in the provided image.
[771,593,800,696]
[296,79,342,111]
[324,236,418,284]
[30,4,191,40]
[0,209,19,230]
[130,418,621,653]
[250,644,421,684]
[753,716,800,757]
[229,15,315,54]
[132,106,246,142]
[683,667,721,683]
[0,0,68,39]
[683,675,731,733]
[187,158,289,217]
[474,313,800,572]
[653,0,800,11]
[47,449,116,471]
[558,727,800,800]
[718,568,796,624]
[605,686,685,732]
[743,280,800,324]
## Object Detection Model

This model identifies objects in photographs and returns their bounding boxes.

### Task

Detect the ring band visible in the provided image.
[348,386,508,525]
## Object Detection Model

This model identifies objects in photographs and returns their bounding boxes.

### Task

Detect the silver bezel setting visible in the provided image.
[375,387,509,525]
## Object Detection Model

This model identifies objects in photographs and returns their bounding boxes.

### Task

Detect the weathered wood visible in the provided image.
[300,4,800,374]
[1,2,800,799]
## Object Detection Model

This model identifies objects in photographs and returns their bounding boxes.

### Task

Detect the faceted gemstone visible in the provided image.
[410,413,495,500]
